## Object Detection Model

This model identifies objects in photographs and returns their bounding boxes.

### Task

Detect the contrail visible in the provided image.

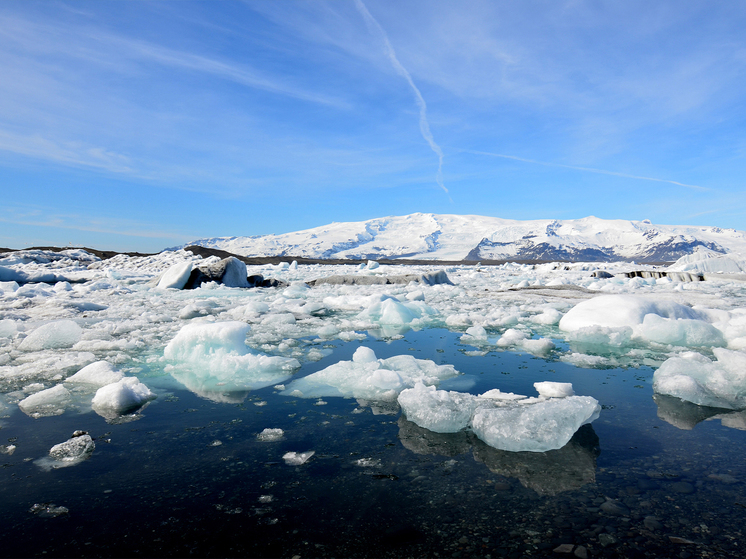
[469,150,710,192]
[354,0,448,196]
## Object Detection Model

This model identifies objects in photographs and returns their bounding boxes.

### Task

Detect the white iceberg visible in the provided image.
[156,261,193,289]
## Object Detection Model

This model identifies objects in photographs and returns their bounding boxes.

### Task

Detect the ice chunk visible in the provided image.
[470,396,601,452]
[534,382,575,398]
[18,385,71,418]
[156,261,193,289]
[92,377,156,416]
[164,321,300,400]
[653,348,746,409]
[257,428,284,442]
[38,432,95,470]
[282,347,457,401]
[398,382,481,433]
[18,320,83,351]
[357,295,436,326]
[66,361,124,386]
[283,451,314,465]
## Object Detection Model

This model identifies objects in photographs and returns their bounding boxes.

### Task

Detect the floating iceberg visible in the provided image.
[397,381,600,452]
[164,321,300,401]
[281,346,457,401]
[653,348,746,409]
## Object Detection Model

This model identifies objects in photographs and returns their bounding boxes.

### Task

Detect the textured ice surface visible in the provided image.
[37,433,95,470]
[91,377,156,416]
[66,361,124,386]
[156,261,193,289]
[18,385,72,418]
[470,396,601,452]
[653,348,746,409]
[18,320,83,352]
[397,383,481,433]
[257,428,284,442]
[282,346,457,401]
[283,451,314,465]
[398,381,599,452]
[164,321,300,401]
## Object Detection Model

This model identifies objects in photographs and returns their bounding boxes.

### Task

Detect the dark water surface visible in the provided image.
[1,330,745,558]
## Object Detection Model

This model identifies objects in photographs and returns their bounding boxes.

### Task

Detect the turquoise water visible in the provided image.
[1,329,745,558]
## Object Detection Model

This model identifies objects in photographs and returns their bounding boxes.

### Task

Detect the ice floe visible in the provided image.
[282,346,457,401]
[91,377,156,418]
[164,321,300,402]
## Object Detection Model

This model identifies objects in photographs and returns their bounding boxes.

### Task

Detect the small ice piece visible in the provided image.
[366,260,379,270]
[66,361,124,387]
[47,433,95,467]
[18,320,83,352]
[156,261,193,289]
[257,428,284,442]
[479,389,527,401]
[496,329,527,347]
[29,503,69,518]
[282,450,314,465]
[18,385,71,418]
[258,495,273,503]
[534,382,575,398]
[92,377,156,416]
[461,325,488,343]
[470,396,601,452]
[1,444,16,455]
[354,458,381,467]
[398,382,480,433]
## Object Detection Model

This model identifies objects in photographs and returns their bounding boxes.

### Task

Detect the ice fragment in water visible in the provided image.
[534,381,574,398]
[164,321,300,401]
[18,385,71,418]
[18,320,83,351]
[29,503,69,518]
[282,347,457,401]
[36,432,95,470]
[92,377,156,416]
[470,396,601,452]
[257,428,284,442]
[283,451,314,465]
[653,348,746,409]
[397,382,480,433]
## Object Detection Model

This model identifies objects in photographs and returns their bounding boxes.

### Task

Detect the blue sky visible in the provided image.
[1,0,746,252]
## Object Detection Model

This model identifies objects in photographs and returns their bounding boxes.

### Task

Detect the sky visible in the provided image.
[1,0,746,252]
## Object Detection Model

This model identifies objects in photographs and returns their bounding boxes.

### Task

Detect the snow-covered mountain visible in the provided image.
[178,213,746,263]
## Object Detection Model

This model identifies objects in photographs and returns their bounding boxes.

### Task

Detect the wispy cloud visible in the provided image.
[0,205,190,242]
[469,150,711,192]
[354,0,448,197]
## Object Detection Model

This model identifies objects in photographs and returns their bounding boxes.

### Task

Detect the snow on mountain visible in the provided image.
[178,213,746,263]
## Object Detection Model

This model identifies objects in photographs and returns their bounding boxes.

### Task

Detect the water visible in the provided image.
[2,329,745,558]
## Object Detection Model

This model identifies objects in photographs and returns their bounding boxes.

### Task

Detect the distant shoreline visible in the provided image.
[0,245,675,267]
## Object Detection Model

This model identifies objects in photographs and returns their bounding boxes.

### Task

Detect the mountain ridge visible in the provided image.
[176,213,746,263]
